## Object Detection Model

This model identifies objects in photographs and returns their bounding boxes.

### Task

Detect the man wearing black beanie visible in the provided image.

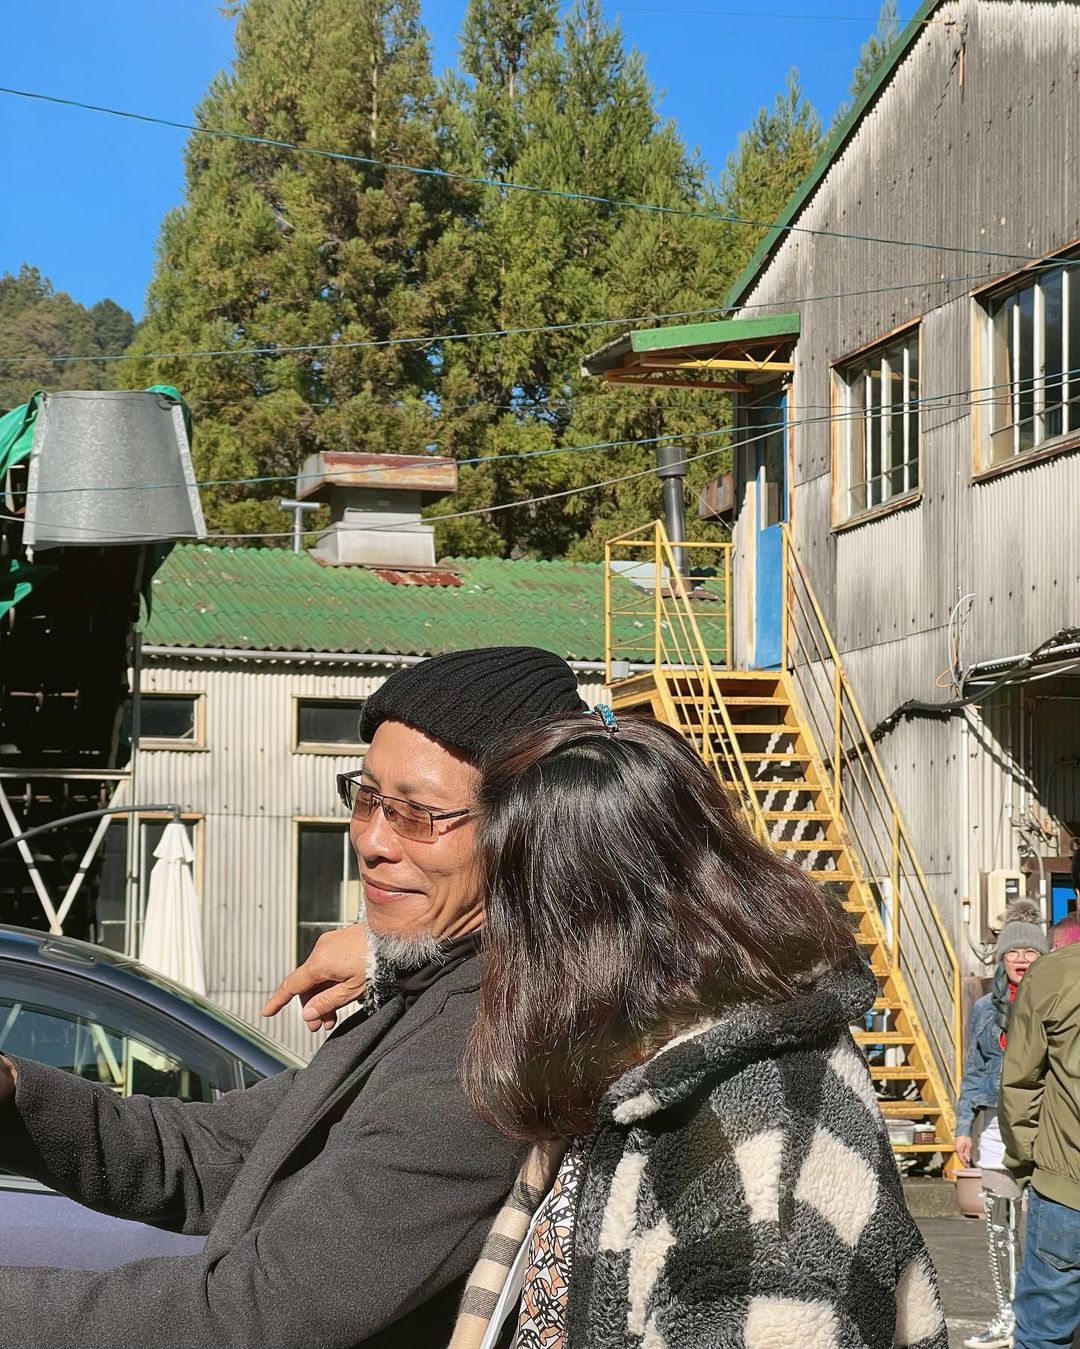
[0,647,588,1349]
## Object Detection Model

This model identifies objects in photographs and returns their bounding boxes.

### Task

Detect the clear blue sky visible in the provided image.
[0,1,892,321]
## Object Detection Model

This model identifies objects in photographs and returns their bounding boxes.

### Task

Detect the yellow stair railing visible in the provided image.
[604,519,962,1154]
[604,522,768,838]
[779,523,963,1128]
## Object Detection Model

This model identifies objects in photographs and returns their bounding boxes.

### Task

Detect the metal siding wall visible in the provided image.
[967,684,1080,936]
[723,2,1080,984]
[138,663,606,1058]
[1030,693,1080,838]
[970,692,1027,882]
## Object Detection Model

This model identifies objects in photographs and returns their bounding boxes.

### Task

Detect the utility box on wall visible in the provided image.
[982,869,1027,933]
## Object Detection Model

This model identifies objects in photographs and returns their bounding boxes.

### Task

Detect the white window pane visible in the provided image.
[1069,266,1080,432]
[1042,270,1064,440]
[838,333,920,517]
[1017,285,1036,452]
[907,337,920,492]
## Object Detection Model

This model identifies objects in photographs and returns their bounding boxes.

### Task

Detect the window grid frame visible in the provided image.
[292,696,369,754]
[980,260,1080,471]
[137,692,206,750]
[293,817,360,967]
[833,325,922,526]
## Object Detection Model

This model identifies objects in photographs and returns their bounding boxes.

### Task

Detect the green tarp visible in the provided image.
[0,557,56,620]
[0,392,44,477]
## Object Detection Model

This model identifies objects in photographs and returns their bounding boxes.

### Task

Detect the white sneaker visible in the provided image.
[962,1319,1014,1349]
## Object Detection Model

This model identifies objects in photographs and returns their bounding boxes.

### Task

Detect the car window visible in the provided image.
[0,997,213,1102]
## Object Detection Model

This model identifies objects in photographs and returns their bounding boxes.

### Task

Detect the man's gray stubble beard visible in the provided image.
[366,927,444,972]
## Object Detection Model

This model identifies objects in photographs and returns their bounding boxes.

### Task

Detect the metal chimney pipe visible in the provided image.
[654,442,689,575]
[279,498,321,554]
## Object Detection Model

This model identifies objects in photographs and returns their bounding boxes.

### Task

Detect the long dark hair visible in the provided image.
[464,712,859,1141]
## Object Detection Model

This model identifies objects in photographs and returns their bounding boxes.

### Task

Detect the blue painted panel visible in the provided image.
[755,525,784,670]
[1051,879,1076,924]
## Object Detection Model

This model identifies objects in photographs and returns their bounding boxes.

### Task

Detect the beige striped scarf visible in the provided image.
[449,1140,566,1349]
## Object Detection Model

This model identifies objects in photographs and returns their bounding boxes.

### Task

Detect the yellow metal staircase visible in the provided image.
[605,523,962,1162]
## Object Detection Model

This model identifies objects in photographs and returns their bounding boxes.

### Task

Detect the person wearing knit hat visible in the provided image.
[954,899,1048,1349]
[0,647,590,1349]
[358,646,588,760]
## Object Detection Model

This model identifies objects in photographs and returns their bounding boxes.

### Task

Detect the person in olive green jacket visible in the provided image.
[1000,936,1080,1349]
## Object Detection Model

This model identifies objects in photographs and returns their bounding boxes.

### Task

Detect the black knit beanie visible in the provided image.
[359,646,588,760]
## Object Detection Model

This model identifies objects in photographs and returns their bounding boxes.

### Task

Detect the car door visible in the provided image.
[0,963,243,1268]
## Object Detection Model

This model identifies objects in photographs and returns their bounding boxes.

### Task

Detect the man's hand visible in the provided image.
[953,1134,973,1167]
[0,1054,16,1104]
[261,925,369,1032]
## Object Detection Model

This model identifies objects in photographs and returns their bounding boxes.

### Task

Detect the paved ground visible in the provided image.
[920,1216,1080,1349]
[919,1218,997,1349]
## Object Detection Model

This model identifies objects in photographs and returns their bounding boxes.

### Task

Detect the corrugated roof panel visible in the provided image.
[142,545,728,664]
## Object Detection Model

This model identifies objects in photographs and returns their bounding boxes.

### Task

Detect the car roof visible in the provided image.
[0,925,303,1073]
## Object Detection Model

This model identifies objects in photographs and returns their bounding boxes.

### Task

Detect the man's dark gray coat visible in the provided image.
[0,954,523,1349]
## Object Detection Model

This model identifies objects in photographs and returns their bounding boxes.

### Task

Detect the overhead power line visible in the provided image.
[1,373,1063,537]
[2,262,1075,369]
[606,5,910,20]
[5,362,1074,502]
[0,85,1044,268]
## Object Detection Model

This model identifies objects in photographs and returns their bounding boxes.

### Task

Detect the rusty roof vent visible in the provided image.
[295,451,457,569]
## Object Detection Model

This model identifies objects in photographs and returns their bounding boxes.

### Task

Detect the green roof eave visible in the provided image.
[723,0,942,311]
[582,312,800,375]
[630,311,800,353]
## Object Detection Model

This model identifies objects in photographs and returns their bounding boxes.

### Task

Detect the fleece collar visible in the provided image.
[601,960,878,1126]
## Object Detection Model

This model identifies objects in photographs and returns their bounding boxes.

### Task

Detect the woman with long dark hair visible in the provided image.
[451,710,946,1349]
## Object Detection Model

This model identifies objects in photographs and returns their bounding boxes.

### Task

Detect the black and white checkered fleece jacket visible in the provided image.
[561,960,948,1349]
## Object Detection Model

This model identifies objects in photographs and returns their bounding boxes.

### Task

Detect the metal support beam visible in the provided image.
[0,779,61,931]
[125,627,143,958]
[638,356,796,374]
[604,373,750,392]
[52,779,128,931]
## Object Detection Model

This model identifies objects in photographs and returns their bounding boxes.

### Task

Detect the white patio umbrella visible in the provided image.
[140,819,207,996]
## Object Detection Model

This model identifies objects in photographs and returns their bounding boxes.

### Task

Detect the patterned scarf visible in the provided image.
[449,1142,565,1349]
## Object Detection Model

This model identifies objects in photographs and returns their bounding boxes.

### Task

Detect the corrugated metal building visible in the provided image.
[129,546,616,1057]
[585,0,1080,998]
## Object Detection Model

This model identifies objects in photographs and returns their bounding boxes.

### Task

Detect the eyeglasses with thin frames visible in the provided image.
[336,771,473,842]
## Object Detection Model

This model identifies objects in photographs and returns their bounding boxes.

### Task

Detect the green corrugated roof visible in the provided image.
[142,544,727,664]
[724,0,940,308]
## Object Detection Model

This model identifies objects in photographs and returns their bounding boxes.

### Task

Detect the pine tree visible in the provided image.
[127,0,826,558]
[833,0,902,128]
[126,0,465,538]
[430,0,735,561]
[0,266,135,410]
[713,70,823,287]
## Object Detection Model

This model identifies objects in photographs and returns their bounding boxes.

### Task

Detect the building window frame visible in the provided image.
[831,321,922,529]
[292,697,368,755]
[95,812,205,955]
[138,692,206,750]
[293,818,360,966]
[972,248,1080,478]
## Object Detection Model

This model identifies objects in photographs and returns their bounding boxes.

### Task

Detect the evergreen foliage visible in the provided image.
[833,0,902,129]
[128,0,824,556]
[0,265,135,410]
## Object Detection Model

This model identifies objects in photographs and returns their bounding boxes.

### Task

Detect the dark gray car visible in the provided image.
[0,924,301,1268]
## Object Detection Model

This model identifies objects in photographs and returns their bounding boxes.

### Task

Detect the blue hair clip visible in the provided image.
[593,703,618,733]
